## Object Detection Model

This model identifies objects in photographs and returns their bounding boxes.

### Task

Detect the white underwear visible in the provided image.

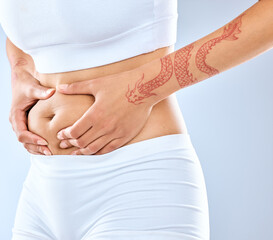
[11,133,210,240]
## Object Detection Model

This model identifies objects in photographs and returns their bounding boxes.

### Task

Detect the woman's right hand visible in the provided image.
[9,63,55,155]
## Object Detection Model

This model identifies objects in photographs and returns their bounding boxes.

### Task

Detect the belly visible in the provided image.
[28,45,188,155]
[28,92,95,155]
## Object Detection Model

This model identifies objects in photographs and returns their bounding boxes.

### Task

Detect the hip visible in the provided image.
[13,133,209,240]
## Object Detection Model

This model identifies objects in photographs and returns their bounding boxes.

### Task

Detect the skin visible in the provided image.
[56,0,273,155]
[195,13,245,77]
[124,12,245,104]
[174,43,196,88]
[7,43,187,155]
[8,0,273,155]
[126,55,173,105]
[7,42,55,155]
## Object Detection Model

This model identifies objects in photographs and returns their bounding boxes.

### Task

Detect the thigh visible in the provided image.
[11,173,56,240]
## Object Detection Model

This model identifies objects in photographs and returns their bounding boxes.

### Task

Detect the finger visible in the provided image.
[56,80,94,95]
[28,149,42,155]
[95,138,125,155]
[12,110,48,145]
[18,130,49,146]
[10,109,27,135]
[57,106,98,139]
[28,83,55,100]
[23,143,52,155]
[59,139,74,149]
[71,134,115,155]
[62,124,108,149]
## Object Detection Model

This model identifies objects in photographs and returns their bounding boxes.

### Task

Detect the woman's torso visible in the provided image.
[0,0,178,73]
[28,45,188,155]
[0,0,187,154]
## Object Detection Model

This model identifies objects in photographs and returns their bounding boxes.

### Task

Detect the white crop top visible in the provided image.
[0,0,178,74]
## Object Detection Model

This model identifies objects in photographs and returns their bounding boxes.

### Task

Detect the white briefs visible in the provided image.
[11,133,210,240]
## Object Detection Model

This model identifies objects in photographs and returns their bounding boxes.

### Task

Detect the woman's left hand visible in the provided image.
[56,65,158,155]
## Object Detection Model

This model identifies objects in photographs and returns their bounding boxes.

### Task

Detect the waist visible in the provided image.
[33,45,175,87]
[29,133,195,169]
[27,45,188,155]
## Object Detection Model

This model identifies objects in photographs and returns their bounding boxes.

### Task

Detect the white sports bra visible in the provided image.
[0,0,178,74]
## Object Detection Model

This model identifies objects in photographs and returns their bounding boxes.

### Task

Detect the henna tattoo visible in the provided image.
[174,43,197,88]
[125,13,245,104]
[126,55,173,105]
[195,13,245,77]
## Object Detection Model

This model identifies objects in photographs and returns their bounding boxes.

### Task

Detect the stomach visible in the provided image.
[27,45,188,155]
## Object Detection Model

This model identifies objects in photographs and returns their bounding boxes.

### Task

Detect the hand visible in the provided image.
[56,65,159,155]
[9,66,55,155]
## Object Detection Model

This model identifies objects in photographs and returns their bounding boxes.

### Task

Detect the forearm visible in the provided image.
[138,0,273,106]
[6,37,35,74]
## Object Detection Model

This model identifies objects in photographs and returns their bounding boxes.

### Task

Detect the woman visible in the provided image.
[2,0,273,239]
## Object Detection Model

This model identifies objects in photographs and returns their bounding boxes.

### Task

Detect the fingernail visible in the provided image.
[60,141,68,148]
[46,88,55,94]
[43,149,52,156]
[37,140,47,145]
[43,89,54,97]
[71,151,77,155]
[57,132,64,140]
[58,84,68,90]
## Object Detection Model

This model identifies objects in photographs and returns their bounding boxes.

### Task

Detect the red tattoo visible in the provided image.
[174,43,197,88]
[195,13,245,77]
[126,55,173,105]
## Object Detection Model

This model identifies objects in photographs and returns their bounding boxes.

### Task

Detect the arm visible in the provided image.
[6,37,35,74]
[6,37,55,155]
[133,0,273,106]
[53,0,273,155]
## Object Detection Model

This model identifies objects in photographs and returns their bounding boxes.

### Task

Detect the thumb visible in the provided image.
[56,80,94,95]
[31,84,55,100]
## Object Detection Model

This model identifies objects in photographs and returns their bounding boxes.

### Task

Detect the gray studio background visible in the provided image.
[0,0,272,239]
